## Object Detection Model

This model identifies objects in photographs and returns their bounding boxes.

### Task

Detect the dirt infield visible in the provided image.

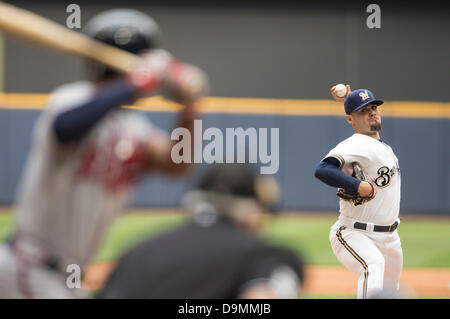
[303,265,450,297]
[83,261,450,298]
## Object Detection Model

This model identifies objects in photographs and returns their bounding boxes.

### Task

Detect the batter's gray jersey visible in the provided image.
[14,81,165,271]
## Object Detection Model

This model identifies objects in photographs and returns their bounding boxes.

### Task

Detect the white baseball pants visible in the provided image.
[329,220,403,299]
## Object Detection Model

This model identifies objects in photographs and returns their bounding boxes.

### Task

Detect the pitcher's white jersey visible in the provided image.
[324,133,401,225]
[14,81,164,271]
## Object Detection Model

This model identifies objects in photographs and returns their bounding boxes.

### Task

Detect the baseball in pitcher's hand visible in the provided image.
[330,84,351,102]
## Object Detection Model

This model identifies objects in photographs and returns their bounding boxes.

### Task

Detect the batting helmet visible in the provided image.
[84,9,162,80]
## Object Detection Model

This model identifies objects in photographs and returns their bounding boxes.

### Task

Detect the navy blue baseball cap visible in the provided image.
[344,89,384,115]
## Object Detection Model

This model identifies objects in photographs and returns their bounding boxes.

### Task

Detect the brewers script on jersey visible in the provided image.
[326,134,401,225]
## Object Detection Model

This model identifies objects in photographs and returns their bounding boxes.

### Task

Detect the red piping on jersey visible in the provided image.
[11,243,34,299]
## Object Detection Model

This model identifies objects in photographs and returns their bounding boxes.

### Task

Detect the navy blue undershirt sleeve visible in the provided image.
[53,79,137,143]
[314,157,361,194]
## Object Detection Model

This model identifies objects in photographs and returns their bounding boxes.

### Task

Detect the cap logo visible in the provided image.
[359,90,370,101]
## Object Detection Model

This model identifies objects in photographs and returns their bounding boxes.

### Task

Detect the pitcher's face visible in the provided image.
[346,103,381,136]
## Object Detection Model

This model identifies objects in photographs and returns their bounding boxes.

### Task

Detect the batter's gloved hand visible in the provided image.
[336,162,376,206]
[160,61,209,105]
[128,49,174,93]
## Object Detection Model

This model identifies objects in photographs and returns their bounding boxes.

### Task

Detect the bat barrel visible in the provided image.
[0,3,138,73]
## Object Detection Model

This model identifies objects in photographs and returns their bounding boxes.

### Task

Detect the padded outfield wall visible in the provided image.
[1,2,449,213]
[0,95,449,214]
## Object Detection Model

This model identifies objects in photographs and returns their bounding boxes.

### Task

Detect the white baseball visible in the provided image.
[335,84,347,98]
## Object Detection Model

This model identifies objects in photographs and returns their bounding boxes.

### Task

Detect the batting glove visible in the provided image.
[161,61,209,105]
[128,49,174,93]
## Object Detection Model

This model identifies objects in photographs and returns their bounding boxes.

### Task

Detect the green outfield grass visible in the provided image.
[1,209,450,268]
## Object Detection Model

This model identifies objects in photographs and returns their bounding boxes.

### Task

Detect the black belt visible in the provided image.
[353,221,398,232]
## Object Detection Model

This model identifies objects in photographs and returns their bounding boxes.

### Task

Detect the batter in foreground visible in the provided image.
[315,85,403,299]
[0,9,207,298]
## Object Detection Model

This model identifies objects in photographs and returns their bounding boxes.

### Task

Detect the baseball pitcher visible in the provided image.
[0,9,208,298]
[314,85,403,299]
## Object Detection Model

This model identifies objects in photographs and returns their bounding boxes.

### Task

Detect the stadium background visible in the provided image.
[0,0,449,297]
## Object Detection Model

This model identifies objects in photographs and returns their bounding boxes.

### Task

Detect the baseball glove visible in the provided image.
[336,162,376,206]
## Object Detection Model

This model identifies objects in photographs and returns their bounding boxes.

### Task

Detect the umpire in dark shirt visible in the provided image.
[98,164,304,299]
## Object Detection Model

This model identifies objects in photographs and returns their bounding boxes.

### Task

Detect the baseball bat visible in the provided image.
[0,3,138,73]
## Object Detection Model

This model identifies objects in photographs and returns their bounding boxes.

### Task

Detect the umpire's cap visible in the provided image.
[85,9,161,54]
[344,89,384,115]
[197,164,281,209]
